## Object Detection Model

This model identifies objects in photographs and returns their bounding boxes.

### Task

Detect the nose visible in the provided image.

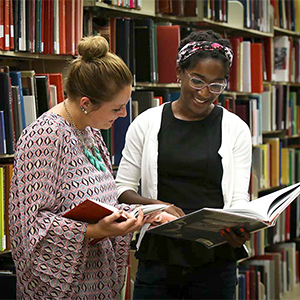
[197,85,211,98]
[120,105,127,118]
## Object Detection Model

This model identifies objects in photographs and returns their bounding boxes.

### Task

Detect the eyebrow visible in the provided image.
[190,73,225,82]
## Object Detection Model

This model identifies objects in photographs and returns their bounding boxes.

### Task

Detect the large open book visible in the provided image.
[147,182,300,249]
[63,199,170,245]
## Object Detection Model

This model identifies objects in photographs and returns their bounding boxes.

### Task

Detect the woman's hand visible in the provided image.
[85,209,147,240]
[147,211,178,228]
[220,227,251,248]
[164,204,185,218]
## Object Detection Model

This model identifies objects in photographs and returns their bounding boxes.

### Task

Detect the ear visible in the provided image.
[79,97,91,109]
[176,65,183,82]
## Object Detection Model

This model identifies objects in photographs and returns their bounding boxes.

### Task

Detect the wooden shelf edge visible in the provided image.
[135,82,180,89]
[0,250,12,256]
[0,154,14,159]
[274,26,300,37]
[0,51,73,60]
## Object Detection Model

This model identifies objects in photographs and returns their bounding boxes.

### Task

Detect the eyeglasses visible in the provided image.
[185,70,227,94]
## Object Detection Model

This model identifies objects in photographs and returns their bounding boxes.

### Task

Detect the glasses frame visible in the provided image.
[185,70,227,94]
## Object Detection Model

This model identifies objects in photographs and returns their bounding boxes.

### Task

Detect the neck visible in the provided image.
[172,100,214,121]
[63,99,87,130]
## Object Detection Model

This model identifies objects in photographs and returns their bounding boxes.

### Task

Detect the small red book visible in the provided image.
[63,200,170,245]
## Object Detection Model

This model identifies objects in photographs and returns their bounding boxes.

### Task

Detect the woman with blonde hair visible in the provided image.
[9,36,146,299]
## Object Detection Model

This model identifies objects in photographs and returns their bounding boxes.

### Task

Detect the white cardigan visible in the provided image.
[116,104,252,209]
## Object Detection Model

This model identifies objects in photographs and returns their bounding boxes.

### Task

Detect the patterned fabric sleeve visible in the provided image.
[9,122,90,298]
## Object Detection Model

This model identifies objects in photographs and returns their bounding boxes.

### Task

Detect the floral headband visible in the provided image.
[177,41,234,66]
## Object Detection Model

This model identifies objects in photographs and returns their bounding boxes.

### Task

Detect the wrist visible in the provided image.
[85,223,106,240]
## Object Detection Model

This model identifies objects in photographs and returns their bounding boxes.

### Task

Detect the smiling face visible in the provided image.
[86,85,132,130]
[175,58,227,121]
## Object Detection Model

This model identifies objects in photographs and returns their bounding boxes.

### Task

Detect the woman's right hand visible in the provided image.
[85,209,146,240]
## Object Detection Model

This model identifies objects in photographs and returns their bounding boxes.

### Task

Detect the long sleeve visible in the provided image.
[9,121,89,297]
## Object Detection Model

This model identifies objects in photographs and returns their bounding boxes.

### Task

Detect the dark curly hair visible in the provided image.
[177,30,232,78]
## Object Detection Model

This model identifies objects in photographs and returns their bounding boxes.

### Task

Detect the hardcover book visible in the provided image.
[63,200,171,245]
[148,182,300,249]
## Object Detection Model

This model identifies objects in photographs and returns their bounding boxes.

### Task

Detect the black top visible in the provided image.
[136,103,237,266]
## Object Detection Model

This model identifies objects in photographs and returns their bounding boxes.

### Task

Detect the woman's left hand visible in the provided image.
[147,212,178,228]
[220,227,251,248]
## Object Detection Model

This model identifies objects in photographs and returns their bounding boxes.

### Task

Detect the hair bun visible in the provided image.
[77,36,109,61]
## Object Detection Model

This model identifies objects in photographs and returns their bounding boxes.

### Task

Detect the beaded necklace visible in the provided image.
[63,100,106,172]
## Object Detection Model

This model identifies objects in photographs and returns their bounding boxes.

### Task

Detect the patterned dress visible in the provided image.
[9,113,132,300]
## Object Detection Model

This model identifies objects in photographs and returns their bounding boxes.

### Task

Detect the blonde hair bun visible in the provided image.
[77,36,109,61]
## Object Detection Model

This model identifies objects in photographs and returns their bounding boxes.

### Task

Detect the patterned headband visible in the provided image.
[177,41,234,67]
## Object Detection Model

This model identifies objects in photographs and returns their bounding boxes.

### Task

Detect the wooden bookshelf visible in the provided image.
[282,283,300,299]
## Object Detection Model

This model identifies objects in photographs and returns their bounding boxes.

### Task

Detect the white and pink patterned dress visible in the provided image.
[9,113,132,299]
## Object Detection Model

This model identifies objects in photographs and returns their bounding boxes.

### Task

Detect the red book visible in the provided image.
[158,0,173,14]
[109,18,116,53]
[251,43,263,93]
[59,0,66,54]
[285,205,291,241]
[63,200,170,245]
[156,25,180,84]
[74,0,83,55]
[0,0,4,50]
[43,0,51,54]
[49,73,64,104]
[8,0,14,50]
[184,0,197,16]
[4,0,10,50]
[228,37,241,92]
[65,0,75,55]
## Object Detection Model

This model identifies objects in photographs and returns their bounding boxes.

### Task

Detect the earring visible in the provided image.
[177,78,181,83]
[80,106,88,115]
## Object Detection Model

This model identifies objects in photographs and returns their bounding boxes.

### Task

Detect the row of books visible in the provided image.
[104,90,175,166]
[100,0,142,10]
[83,13,187,84]
[0,68,64,154]
[84,15,300,89]
[155,0,229,21]
[228,35,300,95]
[272,0,300,32]
[240,194,300,260]
[0,164,13,252]
[237,240,300,300]
[0,0,83,55]
[237,0,272,32]
[219,87,300,150]
[251,137,300,196]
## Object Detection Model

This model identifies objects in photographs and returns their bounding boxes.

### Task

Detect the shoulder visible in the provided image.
[221,106,250,132]
[135,104,165,121]
[17,113,73,150]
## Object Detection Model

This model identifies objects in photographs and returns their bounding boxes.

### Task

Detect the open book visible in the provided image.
[63,199,171,245]
[147,182,300,249]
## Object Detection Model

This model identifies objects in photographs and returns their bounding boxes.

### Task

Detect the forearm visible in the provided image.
[118,190,168,205]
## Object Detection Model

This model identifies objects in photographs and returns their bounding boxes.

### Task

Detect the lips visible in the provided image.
[194,97,210,104]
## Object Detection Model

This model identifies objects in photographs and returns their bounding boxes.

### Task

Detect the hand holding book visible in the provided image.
[62,199,172,245]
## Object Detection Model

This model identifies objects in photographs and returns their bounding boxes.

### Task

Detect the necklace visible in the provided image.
[63,100,106,172]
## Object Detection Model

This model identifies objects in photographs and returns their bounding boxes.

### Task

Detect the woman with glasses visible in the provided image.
[116,30,252,299]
